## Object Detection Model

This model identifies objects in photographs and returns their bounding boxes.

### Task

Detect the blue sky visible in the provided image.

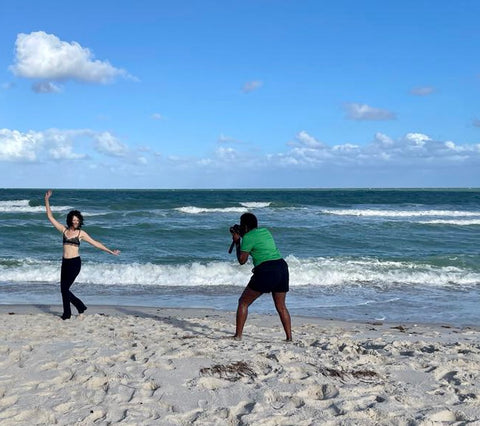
[1,0,479,188]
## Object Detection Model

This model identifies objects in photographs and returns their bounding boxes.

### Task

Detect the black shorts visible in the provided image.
[248,259,289,293]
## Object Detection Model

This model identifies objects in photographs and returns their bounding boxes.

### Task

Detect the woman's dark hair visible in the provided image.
[240,212,258,231]
[66,210,84,228]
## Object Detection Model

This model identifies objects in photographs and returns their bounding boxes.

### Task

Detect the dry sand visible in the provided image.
[0,304,479,425]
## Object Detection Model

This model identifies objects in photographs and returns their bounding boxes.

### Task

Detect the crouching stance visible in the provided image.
[231,213,292,341]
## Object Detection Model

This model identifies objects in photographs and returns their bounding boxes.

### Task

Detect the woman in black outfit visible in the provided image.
[45,190,120,320]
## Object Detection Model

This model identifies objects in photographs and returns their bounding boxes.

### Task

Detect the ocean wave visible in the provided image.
[419,219,480,226]
[321,208,480,218]
[175,206,248,214]
[0,200,69,213]
[239,202,272,208]
[174,202,271,215]
[1,256,478,288]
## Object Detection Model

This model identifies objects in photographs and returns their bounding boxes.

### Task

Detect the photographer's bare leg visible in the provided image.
[234,287,262,340]
[272,292,292,341]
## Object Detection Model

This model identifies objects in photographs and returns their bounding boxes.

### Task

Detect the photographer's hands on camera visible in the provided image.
[228,224,242,254]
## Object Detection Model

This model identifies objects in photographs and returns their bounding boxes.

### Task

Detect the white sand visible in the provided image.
[0,305,479,425]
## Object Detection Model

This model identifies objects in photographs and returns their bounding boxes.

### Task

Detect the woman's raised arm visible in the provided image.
[45,190,65,233]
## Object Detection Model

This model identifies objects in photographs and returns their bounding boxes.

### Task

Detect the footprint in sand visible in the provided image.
[435,369,461,386]
[296,383,339,403]
[264,389,303,410]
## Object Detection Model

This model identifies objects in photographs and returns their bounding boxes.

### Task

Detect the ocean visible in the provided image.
[1,188,479,326]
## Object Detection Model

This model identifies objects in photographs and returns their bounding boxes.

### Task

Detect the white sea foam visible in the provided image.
[419,219,480,226]
[175,206,248,214]
[2,256,478,288]
[321,208,480,218]
[239,202,272,208]
[0,200,68,213]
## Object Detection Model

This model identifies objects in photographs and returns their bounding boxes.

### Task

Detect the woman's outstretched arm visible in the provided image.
[45,190,65,233]
[80,230,120,255]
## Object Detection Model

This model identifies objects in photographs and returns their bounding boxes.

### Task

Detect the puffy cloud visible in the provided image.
[344,103,396,121]
[242,80,263,93]
[276,131,480,168]
[373,132,395,147]
[0,128,128,162]
[0,128,85,162]
[0,129,40,161]
[332,143,359,153]
[294,131,325,149]
[92,132,128,157]
[405,132,431,147]
[215,146,238,161]
[10,31,131,86]
[282,131,331,165]
[2,126,479,188]
[410,86,435,96]
[42,129,87,160]
[48,143,85,160]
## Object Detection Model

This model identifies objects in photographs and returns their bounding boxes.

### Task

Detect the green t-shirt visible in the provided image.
[240,227,282,267]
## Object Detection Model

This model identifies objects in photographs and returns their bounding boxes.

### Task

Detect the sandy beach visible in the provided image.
[0,305,479,425]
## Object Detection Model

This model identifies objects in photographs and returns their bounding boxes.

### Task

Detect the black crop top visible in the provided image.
[63,229,81,246]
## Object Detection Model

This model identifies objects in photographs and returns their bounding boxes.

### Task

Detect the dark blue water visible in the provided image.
[1,188,479,325]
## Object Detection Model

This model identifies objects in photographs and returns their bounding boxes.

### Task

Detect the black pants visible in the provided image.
[60,257,86,317]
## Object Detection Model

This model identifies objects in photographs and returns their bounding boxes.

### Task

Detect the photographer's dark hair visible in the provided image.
[66,210,84,228]
[240,212,257,231]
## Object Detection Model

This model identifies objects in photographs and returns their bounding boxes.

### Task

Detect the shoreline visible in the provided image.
[1,303,479,331]
[1,305,479,424]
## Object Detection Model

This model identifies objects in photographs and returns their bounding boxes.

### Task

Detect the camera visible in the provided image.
[228,224,242,253]
[230,224,242,235]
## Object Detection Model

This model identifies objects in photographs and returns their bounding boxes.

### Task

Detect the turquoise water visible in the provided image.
[1,188,479,325]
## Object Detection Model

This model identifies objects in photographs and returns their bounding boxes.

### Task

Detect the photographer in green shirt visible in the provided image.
[231,213,292,341]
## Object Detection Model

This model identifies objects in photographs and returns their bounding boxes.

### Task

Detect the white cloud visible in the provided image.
[0,129,40,161]
[373,132,395,147]
[294,131,325,148]
[2,126,479,188]
[276,131,480,168]
[151,113,164,120]
[405,132,431,147]
[32,81,61,93]
[332,143,359,153]
[48,143,85,160]
[0,128,129,162]
[282,131,331,165]
[242,80,263,93]
[10,31,131,85]
[93,132,128,157]
[215,146,238,160]
[410,86,435,96]
[344,103,396,121]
